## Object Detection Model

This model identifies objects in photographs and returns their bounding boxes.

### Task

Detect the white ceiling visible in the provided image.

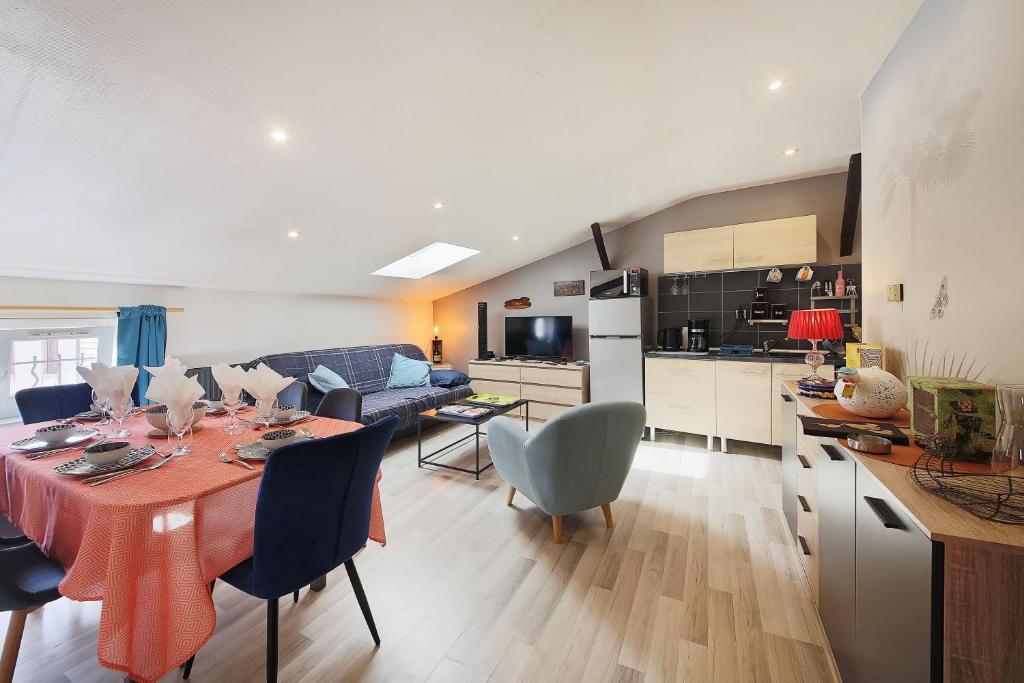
[0,1,920,301]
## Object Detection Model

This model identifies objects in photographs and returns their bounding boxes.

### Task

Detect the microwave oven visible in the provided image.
[590,267,649,298]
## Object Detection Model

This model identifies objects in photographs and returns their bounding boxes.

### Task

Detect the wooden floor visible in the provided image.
[3,425,838,682]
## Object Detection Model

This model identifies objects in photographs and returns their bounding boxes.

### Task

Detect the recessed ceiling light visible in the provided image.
[433,202,444,209]
[512,235,519,241]
[768,80,783,91]
[287,229,300,238]
[372,241,479,279]
[784,148,798,156]
[270,129,289,143]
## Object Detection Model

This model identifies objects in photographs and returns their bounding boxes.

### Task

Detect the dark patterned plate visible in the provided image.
[54,446,157,476]
[9,428,101,453]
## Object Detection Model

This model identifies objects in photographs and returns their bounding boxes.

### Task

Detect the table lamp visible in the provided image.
[787,308,844,384]
[431,325,443,363]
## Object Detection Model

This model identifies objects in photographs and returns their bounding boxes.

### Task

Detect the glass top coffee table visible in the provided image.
[417,399,530,479]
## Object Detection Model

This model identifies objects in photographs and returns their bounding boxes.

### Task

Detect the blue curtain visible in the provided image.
[117,305,167,404]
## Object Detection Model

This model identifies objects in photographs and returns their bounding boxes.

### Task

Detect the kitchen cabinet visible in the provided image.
[663,224,734,273]
[816,439,857,683]
[715,361,771,449]
[780,389,798,539]
[770,362,832,445]
[644,357,716,449]
[855,465,936,683]
[732,215,817,269]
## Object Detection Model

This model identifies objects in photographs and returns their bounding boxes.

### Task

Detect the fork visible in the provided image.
[218,452,255,470]
[84,450,173,486]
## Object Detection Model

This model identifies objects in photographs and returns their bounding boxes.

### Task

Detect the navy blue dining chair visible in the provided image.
[0,517,27,546]
[14,383,94,425]
[0,542,65,682]
[314,387,363,422]
[185,415,398,682]
[276,381,308,412]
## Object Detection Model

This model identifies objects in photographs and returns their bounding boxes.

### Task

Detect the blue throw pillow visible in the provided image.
[307,364,349,393]
[386,353,431,388]
[430,369,470,388]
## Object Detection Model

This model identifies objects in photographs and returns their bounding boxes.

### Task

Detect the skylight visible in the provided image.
[371,242,480,279]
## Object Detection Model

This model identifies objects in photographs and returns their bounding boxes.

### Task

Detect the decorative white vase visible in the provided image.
[834,366,907,419]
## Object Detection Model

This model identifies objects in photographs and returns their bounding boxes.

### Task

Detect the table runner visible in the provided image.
[0,410,383,682]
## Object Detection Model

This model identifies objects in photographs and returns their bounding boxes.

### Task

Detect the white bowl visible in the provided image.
[207,400,225,412]
[145,402,208,432]
[274,405,296,421]
[83,441,131,465]
[35,423,77,444]
[260,429,298,451]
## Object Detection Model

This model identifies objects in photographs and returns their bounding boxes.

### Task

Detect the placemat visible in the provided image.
[812,402,911,428]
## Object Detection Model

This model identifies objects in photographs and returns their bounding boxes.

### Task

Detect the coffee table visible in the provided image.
[417,399,530,479]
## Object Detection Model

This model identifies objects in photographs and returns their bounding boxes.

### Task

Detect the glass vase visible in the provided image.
[993,384,1024,471]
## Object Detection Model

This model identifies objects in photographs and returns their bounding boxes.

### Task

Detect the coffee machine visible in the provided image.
[687,319,710,352]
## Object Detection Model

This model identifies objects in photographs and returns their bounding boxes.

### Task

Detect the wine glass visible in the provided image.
[91,389,112,425]
[109,396,135,438]
[222,391,244,435]
[166,406,195,456]
[255,397,279,432]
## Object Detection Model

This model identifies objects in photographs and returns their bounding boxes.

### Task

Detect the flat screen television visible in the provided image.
[504,316,573,359]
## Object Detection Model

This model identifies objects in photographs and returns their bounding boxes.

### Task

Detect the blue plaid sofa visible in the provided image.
[247,344,472,431]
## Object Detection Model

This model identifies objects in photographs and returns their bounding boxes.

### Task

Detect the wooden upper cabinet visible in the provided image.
[664,224,734,273]
[733,215,817,269]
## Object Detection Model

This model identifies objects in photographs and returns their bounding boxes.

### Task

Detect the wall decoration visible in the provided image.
[553,280,584,297]
[929,276,949,319]
[504,297,531,310]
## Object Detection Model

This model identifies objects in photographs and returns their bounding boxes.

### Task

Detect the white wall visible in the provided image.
[861,0,1024,383]
[0,276,432,367]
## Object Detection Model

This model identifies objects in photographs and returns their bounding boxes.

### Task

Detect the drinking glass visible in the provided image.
[255,397,279,432]
[166,406,195,456]
[994,384,1024,471]
[109,396,136,438]
[91,389,112,425]
[222,391,244,435]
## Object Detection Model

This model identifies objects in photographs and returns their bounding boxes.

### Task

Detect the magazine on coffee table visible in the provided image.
[465,393,519,407]
[437,404,492,418]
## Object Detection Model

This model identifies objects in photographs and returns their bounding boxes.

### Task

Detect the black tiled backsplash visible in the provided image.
[657,264,862,351]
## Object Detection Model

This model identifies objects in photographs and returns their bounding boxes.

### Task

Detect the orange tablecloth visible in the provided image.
[0,411,384,682]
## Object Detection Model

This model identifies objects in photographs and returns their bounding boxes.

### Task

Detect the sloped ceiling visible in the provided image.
[0,0,920,300]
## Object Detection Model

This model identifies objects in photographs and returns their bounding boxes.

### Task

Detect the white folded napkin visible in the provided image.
[144,361,205,429]
[211,363,247,402]
[77,362,139,405]
[144,357,189,380]
[242,363,295,405]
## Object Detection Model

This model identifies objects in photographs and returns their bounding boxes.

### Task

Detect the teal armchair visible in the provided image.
[488,401,646,543]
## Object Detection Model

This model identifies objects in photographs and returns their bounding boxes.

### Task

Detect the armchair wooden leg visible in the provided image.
[552,516,563,544]
[601,503,614,528]
[506,486,516,506]
[0,609,27,683]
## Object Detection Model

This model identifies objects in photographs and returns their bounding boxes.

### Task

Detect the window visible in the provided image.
[0,320,117,420]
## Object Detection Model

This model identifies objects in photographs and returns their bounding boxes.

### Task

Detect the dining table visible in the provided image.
[0,408,385,683]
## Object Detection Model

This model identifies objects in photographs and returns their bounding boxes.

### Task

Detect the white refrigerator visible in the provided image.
[588,297,652,404]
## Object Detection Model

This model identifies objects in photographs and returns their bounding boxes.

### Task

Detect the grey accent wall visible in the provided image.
[433,172,857,371]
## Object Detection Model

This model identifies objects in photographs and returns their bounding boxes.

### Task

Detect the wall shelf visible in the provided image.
[747,319,789,325]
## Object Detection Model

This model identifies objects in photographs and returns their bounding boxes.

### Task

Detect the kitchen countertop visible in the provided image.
[645,350,812,364]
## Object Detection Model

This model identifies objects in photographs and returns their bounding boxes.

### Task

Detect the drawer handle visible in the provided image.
[864,496,904,530]
[798,495,810,513]
[822,444,844,462]
[781,394,794,403]
[797,454,811,469]
[798,535,812,556]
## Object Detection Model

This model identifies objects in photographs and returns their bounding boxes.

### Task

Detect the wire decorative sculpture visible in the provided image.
[912,435,1024,524]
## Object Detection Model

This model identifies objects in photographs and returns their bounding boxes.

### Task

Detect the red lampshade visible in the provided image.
[788,308,844,340]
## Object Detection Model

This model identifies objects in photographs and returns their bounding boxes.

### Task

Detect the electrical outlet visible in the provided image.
[887,284,904,302]
[735,308,747,320]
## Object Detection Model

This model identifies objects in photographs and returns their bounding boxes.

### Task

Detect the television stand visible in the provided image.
[467,359,589,423]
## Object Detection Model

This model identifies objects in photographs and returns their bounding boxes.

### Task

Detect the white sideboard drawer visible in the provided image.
[468,362,521,382]
[520,366,583,388]
[521,383,583,406]
[469,379,521,397]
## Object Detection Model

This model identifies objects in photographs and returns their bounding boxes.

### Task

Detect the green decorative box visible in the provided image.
[908,376,996,462]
